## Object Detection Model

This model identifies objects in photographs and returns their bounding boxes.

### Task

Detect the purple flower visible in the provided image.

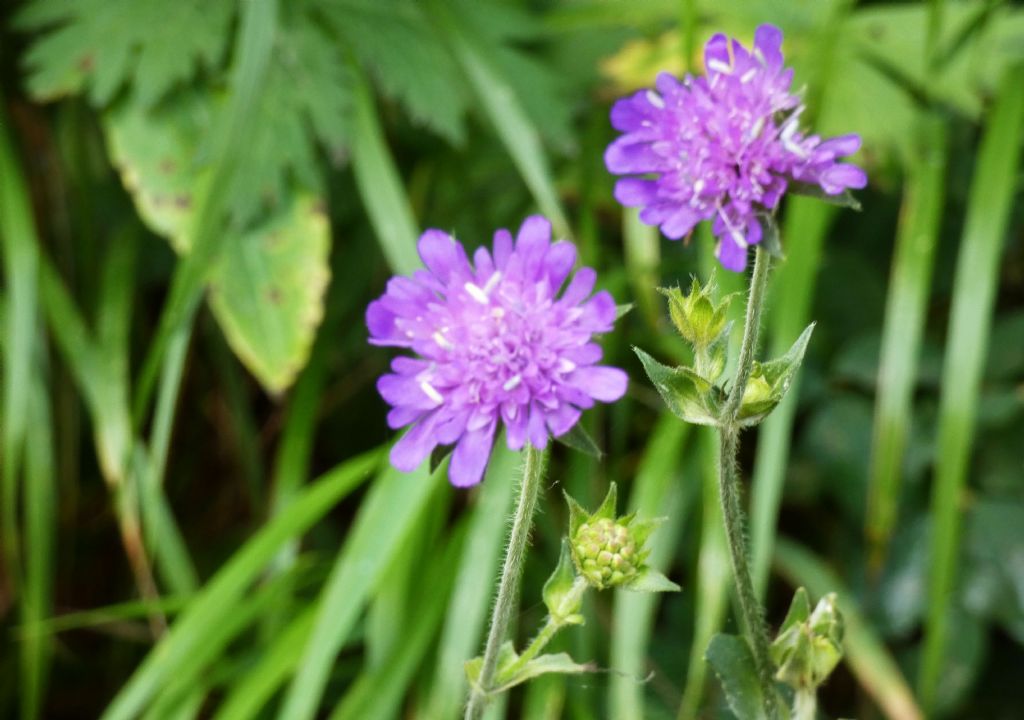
[367,216,628,487]
[605,24,867,271]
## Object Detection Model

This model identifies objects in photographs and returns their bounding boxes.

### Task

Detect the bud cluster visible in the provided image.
[573,518,639,589]
[564,483,678,594]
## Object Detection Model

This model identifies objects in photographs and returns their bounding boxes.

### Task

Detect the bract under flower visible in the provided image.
[605,24,867,271]
[367,216,628,487]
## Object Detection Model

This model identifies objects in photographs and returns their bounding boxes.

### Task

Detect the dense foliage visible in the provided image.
[0,1,1022,718]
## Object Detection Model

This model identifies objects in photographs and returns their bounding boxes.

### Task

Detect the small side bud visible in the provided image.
[658,274,733,351]
[771,588,845,691]
[565,483,679,593]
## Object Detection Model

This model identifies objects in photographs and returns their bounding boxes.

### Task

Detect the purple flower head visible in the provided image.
[367,216,629,487]
[605,24,867,271]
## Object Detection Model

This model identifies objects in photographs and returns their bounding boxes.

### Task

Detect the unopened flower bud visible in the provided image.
[771,588,845,691]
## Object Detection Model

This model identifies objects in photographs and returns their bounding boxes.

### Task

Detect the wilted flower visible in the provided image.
[605,24,867,271]
[367,216,628,487]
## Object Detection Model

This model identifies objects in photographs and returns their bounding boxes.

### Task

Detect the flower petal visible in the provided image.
[449,422,497,487]
[569,366,628,402]
[389,414,441,472]
[419,229,471,284]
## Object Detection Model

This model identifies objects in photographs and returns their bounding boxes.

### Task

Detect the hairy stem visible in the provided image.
[464,444,546,720]
[718,246,777,719]
[505,576,588,678]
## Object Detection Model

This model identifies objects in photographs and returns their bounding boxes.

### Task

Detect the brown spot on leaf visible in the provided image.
[310,198,327,217]
[267,286,283,305]
[174,194,191,209]
[78,54,95,72]
[159,158,177,174]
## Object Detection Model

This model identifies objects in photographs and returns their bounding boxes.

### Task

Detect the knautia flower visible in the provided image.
[367,216,628,487]
[605,24,867,271]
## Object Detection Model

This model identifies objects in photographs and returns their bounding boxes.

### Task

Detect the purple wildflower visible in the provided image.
[605,24,867,271]
[367,216,628,487]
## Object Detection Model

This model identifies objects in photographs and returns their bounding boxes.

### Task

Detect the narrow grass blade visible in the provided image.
[623,208,662,329]
[331,521,466,720]
[609,413,689,718]
[748,198,835,598]
[212,606,317,720]
[0,100,41,595]
[277,463,445,720]
[677,427,731,720]
[774,538,924,720]
[865,115,948,567]
[423,444,518,720]
[100,449,382,720]
[920,63,1024,711]
[350,65,421,275]
[20,358,57,720]
[133,0,279,423]
[428,0,570,238]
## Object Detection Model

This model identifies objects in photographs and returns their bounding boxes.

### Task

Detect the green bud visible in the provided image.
[771,588,845,691]
[564,483,680,593]
[658,275,733,351]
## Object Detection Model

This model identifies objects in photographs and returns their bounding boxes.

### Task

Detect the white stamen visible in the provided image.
[749,116,766,141]
[707,59,733,75]
[730,228,748,248]
[645,89,665,109]
[740,68,757,83]
[482,271,502,294]
[557,358,577,373]
[432,331,454,350]
[464,282,490,304]
[420,381,444,404]
[503,375,522,391]
[491,307,505,319]
[693,179,705,194]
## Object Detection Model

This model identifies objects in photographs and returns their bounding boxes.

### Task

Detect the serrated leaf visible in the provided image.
[633,347,723,426]
[222,1,352,223]
[788,182,863,211]
[737,323,815,427]
[624,567,680,594]
[17,0,233,107]
[555,423,603,459]
[104,97,331,394]
[705,634,765,720]
[321,0,469,143]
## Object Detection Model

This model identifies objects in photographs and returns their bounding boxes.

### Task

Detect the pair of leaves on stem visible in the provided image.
[635,276,815,429]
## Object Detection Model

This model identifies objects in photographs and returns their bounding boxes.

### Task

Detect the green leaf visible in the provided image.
[705,634,765,720]
[321,0,469,143]
[555,423,604,459]
[779,587,812,636]
[473,644,593,694]
[543,542,584,623]
[623,567,680,594]
[787,182,863,211]
[17,0,233,107]
[737,323,815,427]
[104,98,331,394]
[633,347,723,426]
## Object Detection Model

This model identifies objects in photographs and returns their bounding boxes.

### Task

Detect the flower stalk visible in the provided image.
[464,444,547,720]
[717,245,778,719]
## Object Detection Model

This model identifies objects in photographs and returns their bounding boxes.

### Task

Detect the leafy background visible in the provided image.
[0,0,1022,718]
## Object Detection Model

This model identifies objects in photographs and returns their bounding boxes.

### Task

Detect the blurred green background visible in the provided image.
[1,0,1022,718]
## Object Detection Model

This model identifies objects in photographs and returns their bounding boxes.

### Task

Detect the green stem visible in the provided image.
[794,688,817,720]
[464,444,547,720]
[717,246,777,719]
